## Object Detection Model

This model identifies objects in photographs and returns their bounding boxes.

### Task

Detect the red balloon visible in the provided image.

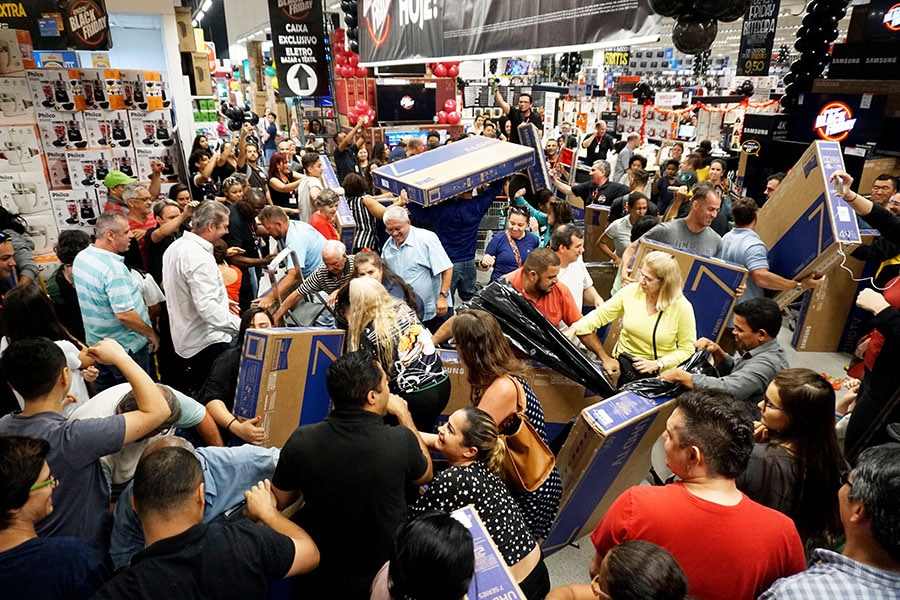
[339,65,350,78]
[448,64,459,78]
[355,65,368,78]
[348,53,359,67]
[366,108,376,119]
[348,109,359,125]
[433,63,447,77]
[333,28,345,41]
[447,111,461,125]
[355,98,369,112]
[443,99,456,113]
[437,110,448,124]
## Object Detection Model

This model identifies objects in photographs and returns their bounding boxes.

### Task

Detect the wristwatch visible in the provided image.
[795,281,803,292]
[657,360,664,372]
[439,291,450,298]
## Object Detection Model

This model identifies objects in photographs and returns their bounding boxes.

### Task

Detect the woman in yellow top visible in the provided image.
[567,250,696,385]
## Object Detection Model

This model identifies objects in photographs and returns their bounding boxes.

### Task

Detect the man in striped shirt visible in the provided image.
[72,211,158,392]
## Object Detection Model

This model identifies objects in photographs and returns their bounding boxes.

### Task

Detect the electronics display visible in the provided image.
[375,82,437,124]
[504,59,533,75]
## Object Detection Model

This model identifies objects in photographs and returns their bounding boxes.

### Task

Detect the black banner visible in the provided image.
[0,0,110,51]
[359,0,660,66]
[268,0,330,97]
[736,0,780,76]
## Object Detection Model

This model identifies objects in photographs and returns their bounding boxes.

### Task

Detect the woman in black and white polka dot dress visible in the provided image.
[410,406,550,600]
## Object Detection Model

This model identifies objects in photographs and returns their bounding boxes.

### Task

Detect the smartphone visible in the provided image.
[833,176,846,198]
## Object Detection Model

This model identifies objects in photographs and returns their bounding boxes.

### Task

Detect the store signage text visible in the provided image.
[604,50,630,67]
[0,3,26,18]
[814,102,856,142]
[884,3,900,31]
[363,0,392,45]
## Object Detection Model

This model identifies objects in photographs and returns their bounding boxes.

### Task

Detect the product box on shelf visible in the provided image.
[66,148,134,192]
[82,109,133,149]
[181,52,213,97]
[0,171,53,215]
[0,29,36,76]
[174,7,196,52]
[128,110,175,150]
[372,136,535,206]
[0,125,44,174]
[134,146,181,183]
[756,140,862,308]
[541,391,676,556]
[36,110,88,151]
[45,151,72,188]
[631,238,748,342]
[0,77,35,125]
[19,211,59,256]
[79,68,125,111]
[120,69,165,111]
[233,327,344,448]
[25,69,86,112]
[51,188,102,232]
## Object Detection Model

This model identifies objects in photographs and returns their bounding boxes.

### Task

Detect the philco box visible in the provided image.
[541,392,676,555]
[128,109,175,149]
[452,506,525,600]
[319,156,356,250]
[0,29,36,76]
[65,148,133,191]
[79,69,125,110]
[135,146,181,183]
[26,69,86,112]
[438,349,590,445]
[372,136,534,206]
[0,124,43,174]
[791,232,876,352]
[51,188,101,232]
[517,122,552,192]
[82,109,132,149]
[120,70,165,111]
[233,327,344,448]
[36,110,88,151]
[583,204,611,263]
[0,77,35,125]
[174,7,197,52]
[756,140,861,308]
[632,238,748,342]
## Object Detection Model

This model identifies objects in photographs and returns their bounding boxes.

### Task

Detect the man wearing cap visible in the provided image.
[388,139,407,163]
[103,163,163,214]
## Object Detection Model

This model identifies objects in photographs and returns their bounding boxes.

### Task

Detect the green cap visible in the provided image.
[103,171,137,188]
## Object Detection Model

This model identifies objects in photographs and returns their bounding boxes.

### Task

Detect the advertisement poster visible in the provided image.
[736,0,780,76]
[267,0,330,97]
[0,0,110,51]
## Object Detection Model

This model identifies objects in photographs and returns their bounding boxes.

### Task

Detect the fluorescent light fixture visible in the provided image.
[202,0,212,11]
[197,10,205,21]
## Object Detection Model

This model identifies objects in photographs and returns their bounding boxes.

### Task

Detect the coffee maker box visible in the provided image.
[25,69,86,112]
[79,68,125,111]
[135,146,181,183]
[0,124,44,174]
[51,188,101,232]
[66,148,129,192]
[82,109,133,149]
[120,69,165,111]
[128,110,175,150]
[36,110,88,152]
[0,29,36,76]
[0,77,35,125]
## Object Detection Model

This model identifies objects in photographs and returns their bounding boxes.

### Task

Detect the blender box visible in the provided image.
[20,211,59,256]
[120,69,165,111]
[36,110,88,151]
[82,109,133,149]
[371,136,535,206]
[66,148,133,192]
[128,110,175,149]
[25,69,86,112]
[51,189,101,232]
[0,77,35,125]
[79,68,125,111]
[0,29,36,76]
[0,124,44,174]
[541,391,676,556]
[135,146,181,183]
[45,151,72,188]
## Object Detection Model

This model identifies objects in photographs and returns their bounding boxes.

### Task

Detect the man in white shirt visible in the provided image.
[162,201,240,397]
[550,224,602,312]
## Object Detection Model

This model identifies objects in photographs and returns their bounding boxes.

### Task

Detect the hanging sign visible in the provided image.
[268,0,330,97]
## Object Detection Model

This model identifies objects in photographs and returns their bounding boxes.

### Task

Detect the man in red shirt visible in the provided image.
[590,388,806,600]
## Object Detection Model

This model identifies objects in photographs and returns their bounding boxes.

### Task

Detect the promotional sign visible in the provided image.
[786,94,887,147]
[0,0,110,51]
[736,0,780,76]
[866,0,900,41]
[358,0,661,65]
[267,0,329,97]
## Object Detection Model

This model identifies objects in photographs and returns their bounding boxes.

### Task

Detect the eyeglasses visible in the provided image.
[30,475,59,492]
[839,470,853,489]
[639,272,659,284]
[762,398,784,411]
[889,199,900,207]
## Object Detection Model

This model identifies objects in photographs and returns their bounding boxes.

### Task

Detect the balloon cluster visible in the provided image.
[735,80,755,96]
[780,0,849,111]
[340,0,361,54]
[693,49,711,78]
[558,52,583,82]
[221,102,260,131]
[332,29,369,78]
[649,0,748,54]
[435,98,461,125]
[348,98,376,126]
[489,58,498,75]
[777,44,791,65]
[429,62,460,78]
[632,80,655,104]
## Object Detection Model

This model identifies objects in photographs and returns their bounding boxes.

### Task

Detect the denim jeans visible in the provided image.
[450,259,477,303]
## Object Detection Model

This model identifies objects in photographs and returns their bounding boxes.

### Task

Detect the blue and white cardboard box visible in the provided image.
[517,122,553,193]
[233,327,343,448]
[371,136,534,206]
[633,238,748,342]
[319,156,356,250]
[757,140,861,308]
[452,505,526,600]
[541,392,676,556]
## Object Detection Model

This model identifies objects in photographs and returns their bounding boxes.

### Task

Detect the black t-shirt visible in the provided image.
[334,142,360,185]
[145,226,178,285]
[571,180,630,206]
[223,203,264,312]
[92,521,294,600]
[584,133,615,164]
[608,194,659,222]
[201,346,241,412]
[273,409,428,599]
[507,108,543,145]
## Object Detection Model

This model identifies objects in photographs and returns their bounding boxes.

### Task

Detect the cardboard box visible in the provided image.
[583,204,611,263]
[319,156,356,250]
[438,349,591,444]
[0,76,35,125]
[858,157,900,193]
[584,261,618,302]
[0,124,44,174]
[36,110,88,151]
[26,69,86,112]
[233,327,344,448]
[51,188,101,233]
[45,151,71,188]
[174,7,197,53]
[79,68,125,110]
[120,70,165,111]
[632,238,748,342]
[135,146,181,183]
[756,140,862,308]
[65,148,133,192]
[517,122,552,192]
[0,29,36,76]
[82,109,132,149]
[20,210,59,256]
[128,110,175,150]
[541,392,676,555]
[0,171,52,215]
[372,136,534,206]
[451,506,525,600]
[182,51,213,96]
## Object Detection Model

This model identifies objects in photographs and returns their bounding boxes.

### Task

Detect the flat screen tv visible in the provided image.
[375,83,437,124]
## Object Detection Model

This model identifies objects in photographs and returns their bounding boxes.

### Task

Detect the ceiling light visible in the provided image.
[196,10,205,21]
[202,0,212,11]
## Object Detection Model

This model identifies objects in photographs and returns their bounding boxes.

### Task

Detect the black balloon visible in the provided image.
[781,93,799,111]
[695,0,730,18]
[344,13,357,27]
[341,0,353,12]
[648,0,689,17]
[718,0,749,21]
[782,71,797,86]
[739,80,755,96]
[349,39,359,53]
[347,27,358,41]
[672,14,718,55]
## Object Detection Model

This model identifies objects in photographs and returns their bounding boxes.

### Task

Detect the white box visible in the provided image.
[134,146,181,183]
[128,110,175,150]
[21,210,59,256]
[45,151,72,188]
[5,171,52,215]
[51,189,101,233]
[65,148,132,191]
[36,110,88,151]
[0,77,36,125]
[26,69,85,112]
[0,125,43,174]
[82,109,133,149]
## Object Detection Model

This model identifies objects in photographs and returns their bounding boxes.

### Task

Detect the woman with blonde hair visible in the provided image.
[410,406,550,600]
[347,276,449,432]
[568,250,696,385]
[451,309,562,540]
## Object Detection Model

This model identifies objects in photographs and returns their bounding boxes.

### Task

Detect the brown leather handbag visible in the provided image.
[499,376,556,493]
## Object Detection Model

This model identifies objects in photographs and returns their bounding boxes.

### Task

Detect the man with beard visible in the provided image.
[660,298,788,417]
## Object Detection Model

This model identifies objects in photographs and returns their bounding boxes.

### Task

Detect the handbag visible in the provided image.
[498,376,556,493]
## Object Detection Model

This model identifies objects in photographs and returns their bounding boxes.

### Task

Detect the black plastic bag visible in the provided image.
[619,350,719,398]
[467,278,616,397]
